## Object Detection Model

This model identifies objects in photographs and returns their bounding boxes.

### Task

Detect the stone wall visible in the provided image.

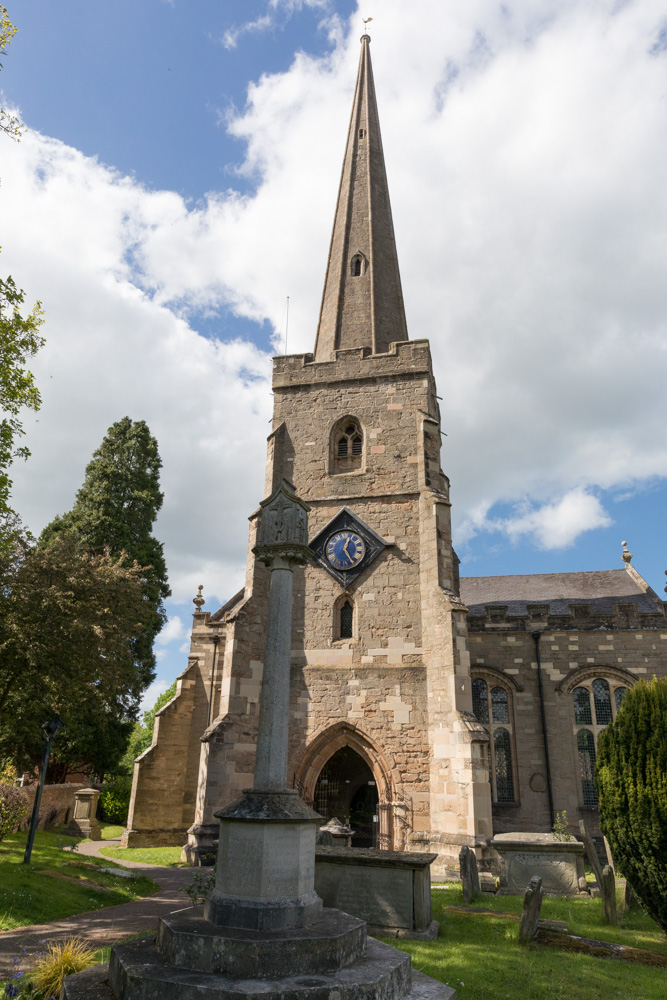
[469,619,667,838]
[18,783,86,830]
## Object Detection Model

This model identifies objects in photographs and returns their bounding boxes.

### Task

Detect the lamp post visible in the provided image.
[23,716,64,864]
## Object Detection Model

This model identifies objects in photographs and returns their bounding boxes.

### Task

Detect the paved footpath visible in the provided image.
[0,840,195,978]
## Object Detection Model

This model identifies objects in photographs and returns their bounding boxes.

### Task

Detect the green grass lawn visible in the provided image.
[99,845,185,867]
[0,830,159,930]
[98,824,125,839]
[382,884,667,1000]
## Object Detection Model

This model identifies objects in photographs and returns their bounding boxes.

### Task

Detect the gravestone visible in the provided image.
[491,832,585,896]
[65,787,101,840]
[459,845,480,902]
[602,865,618,926]
[518,876,543,945]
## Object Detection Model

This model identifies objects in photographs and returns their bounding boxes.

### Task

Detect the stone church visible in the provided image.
[123,36,667,871]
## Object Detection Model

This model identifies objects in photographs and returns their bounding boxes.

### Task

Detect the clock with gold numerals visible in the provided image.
[325,530,366,571]
[309,507,390,587]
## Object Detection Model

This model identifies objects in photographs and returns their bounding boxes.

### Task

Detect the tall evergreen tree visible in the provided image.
[41,417,170,690]
[596,677,667,932]
[0,524,156,778]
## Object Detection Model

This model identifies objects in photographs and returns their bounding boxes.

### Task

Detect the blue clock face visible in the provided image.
[325,531,366,570]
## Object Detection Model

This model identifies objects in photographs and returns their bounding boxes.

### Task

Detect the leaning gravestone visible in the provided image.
[459,845,480,903]
[518,876,543,945]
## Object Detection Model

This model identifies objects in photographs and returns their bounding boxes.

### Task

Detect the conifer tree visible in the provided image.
[596,677,667,931]
[41,417,170,689]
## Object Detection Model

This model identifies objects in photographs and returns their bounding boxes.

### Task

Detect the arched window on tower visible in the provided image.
[331,417,363,474]
[340,600,354,639]
[471,676,517,805]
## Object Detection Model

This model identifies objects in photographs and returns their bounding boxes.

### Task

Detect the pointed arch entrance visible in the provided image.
[294,723,393,849]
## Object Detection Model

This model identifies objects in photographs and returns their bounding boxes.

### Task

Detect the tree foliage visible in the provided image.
[596,677,667,932]
[0,275,44,547]
[1,5,24,140]
[0,522,157,778]
[0,782,29,841]
[41,417,170,690]
[119,679,178,775]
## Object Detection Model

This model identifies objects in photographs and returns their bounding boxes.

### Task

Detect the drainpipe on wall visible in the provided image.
[532,630,555,829]
[207,636,220,727]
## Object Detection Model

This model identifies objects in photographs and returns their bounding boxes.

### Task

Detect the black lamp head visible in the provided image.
[42,716,64,739]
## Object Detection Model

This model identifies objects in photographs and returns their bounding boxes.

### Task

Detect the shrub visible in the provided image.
[99,776,132,825]
[30,938,96,999]
[0,783,29,842]
[596,676,667,932]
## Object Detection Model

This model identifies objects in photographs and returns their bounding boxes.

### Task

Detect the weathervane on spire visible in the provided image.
[362,16,373,34]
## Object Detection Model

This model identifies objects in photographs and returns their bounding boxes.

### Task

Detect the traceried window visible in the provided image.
[471,677,516,804]
[572,677,628,808]
[332,417,363,474]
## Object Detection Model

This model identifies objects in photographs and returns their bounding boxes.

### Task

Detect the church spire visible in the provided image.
[313,34,408,362]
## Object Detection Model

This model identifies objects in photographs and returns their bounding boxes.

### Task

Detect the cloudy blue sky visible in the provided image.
[2,0,666,710]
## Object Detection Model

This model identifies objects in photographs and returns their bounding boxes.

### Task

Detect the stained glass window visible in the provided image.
[593,679,612,726]
[577,729,598,807]
[491,686,510,724]
[472,679,489,724]
[472,676,515,804]
[494,728,514,803]
[573,686,592,725]
[614,687,626,714]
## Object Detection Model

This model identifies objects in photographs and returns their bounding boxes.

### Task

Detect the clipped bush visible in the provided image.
[99,775,132,824]
[31,938,96,998]
[0,783,29,842]
[596,676,667,931]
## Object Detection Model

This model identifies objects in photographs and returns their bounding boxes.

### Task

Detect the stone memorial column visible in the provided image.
[205,480,324,931]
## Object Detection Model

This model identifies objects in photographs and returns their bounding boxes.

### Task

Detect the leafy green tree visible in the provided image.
[0,276,44,548]
[596,677,667,932]
[41,417,170,690]
[119,680,178,774]
[1,5,24,140]
[0,523,157,778]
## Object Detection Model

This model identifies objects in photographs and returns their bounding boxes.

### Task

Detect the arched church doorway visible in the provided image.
[314,746,379,847]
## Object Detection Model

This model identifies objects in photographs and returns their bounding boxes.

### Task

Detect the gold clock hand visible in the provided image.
[343,538,351,560]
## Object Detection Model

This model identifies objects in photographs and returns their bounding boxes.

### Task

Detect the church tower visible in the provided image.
[124,35,492,871]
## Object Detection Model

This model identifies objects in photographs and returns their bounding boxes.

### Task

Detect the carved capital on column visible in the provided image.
[253,479,312,569]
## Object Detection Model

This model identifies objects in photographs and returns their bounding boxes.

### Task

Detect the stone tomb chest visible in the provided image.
[490,832,585,896]
[314,846,438,938]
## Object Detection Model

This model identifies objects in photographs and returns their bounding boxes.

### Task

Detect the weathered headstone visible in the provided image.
[319,816,354,846]
[65,787,101,840]
[578,819,604,887]
[623,880,635,914]
[491,832,585,896]
[459,844,480,902]
[602,864,618,926]
[518,875,543,945]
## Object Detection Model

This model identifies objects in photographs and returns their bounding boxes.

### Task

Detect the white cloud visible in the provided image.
[139,679,169,715]
[3,0,667,602]
[219,0,332,50]
[504,490,613,550]
[156,615,186,646]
